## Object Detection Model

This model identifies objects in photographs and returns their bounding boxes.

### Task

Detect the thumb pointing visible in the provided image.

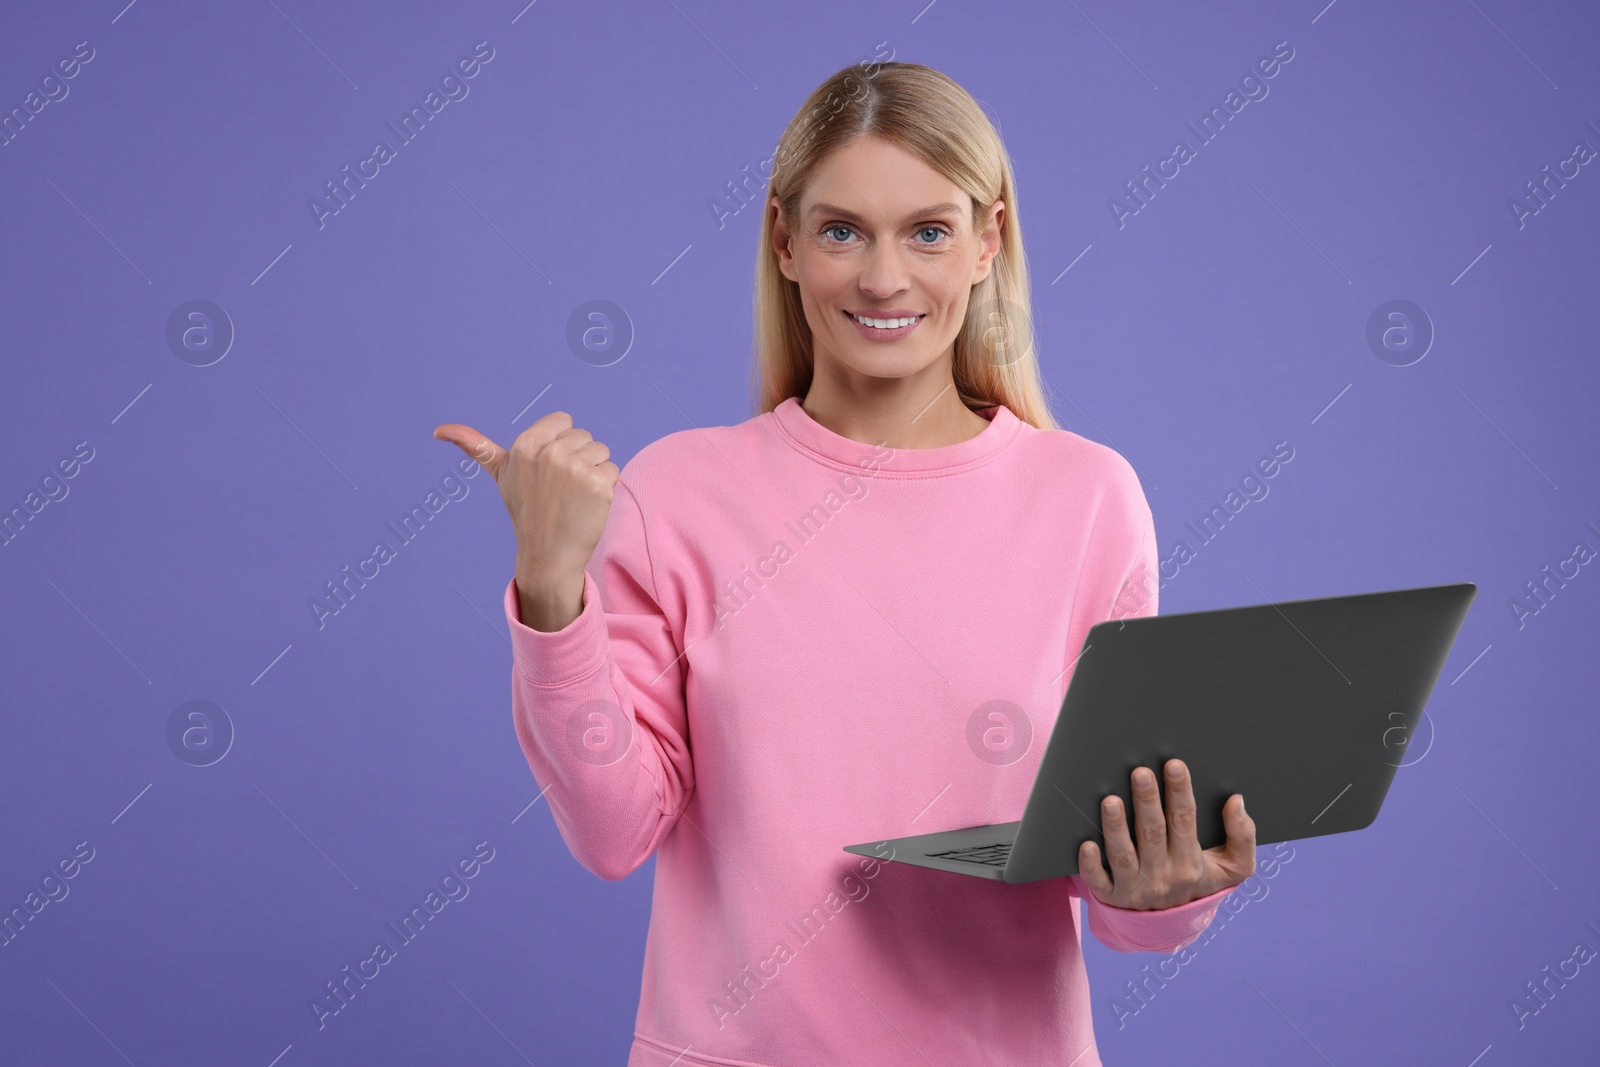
[432,423,505,478]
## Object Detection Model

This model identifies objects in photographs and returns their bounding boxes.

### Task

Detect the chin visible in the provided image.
[842,351,935,378]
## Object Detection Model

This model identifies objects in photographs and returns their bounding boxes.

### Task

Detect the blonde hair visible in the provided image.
[751,61,1061,431]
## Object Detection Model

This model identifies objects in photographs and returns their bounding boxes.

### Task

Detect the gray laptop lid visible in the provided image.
[1004,582,1477,884]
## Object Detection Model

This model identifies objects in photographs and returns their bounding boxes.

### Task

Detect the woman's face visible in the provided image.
[771,135,1003,386]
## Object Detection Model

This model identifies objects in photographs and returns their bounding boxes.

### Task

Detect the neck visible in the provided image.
[799,379,989,450]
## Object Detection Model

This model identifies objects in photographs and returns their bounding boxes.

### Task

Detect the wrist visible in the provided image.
[513,566,586,633]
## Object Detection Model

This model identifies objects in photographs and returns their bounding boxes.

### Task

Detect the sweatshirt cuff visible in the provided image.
[1088,880,1238,952]
[503,571,608,687]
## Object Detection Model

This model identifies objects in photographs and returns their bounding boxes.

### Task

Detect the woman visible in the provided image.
[435,61,1255,1067]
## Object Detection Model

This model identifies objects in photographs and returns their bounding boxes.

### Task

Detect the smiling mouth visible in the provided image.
[845,311,925,330]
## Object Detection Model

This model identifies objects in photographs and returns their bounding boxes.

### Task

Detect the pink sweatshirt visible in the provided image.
[503,396,1237,1067]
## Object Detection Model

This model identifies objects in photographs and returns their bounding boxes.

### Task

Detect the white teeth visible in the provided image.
[850,313,919,330]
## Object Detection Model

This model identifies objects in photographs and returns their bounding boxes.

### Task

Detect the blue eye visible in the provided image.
[820,223,951,245]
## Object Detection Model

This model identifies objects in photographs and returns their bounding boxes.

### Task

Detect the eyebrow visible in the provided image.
[806,201,966,223]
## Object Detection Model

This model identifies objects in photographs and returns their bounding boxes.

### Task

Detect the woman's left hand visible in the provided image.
[1077,758,1257,910]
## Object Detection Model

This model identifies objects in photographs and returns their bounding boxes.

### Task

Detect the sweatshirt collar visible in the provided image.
[770,395,1022,477]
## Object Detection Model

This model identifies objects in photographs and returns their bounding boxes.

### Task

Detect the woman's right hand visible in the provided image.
[432,411,619,630]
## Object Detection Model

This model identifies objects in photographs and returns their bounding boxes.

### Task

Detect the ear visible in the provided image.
[772,196,798,282]
[970,199,1004,286]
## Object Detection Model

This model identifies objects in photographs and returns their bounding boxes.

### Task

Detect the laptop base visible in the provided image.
[843,821,1022,882]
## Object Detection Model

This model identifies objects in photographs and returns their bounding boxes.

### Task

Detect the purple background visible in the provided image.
[3,0,1597,1063]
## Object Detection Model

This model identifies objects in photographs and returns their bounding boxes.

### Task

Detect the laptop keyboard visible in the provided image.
[926,841,1012,867]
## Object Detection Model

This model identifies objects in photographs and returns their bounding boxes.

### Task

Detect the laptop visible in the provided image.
[843,581,1477,884]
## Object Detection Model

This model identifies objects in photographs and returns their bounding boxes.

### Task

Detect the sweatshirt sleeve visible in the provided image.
[502,478,692,882]
[1070,499,1240,953]
[1079,881,1236,953]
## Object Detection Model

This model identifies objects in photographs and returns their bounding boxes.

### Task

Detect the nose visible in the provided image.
[856,243,911,300]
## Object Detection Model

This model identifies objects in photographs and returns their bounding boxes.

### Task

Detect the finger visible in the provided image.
[1164,759,1202,866]
[570,438,615,470]
[1128,765,1169,879]
[509,412,616,477]
[1206,794,1257,886]
[1098,792,1140,888]
[1077,838,1115,900]
[433,423,507,478]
